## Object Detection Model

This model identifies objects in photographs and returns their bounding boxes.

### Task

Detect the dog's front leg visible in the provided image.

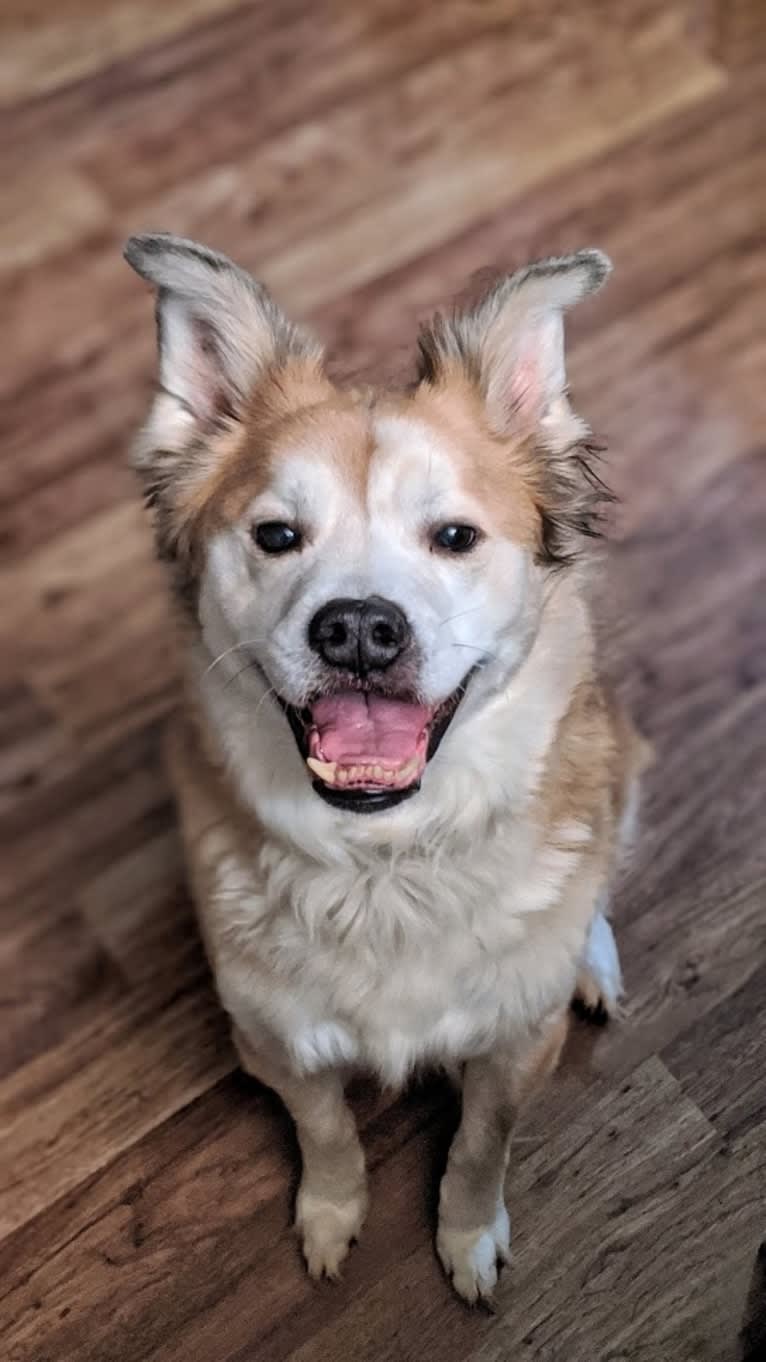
[437,1009,568,1304]
[234,1029,368,1280]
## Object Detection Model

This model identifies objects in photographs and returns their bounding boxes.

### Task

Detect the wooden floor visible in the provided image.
[1,2,765,1359]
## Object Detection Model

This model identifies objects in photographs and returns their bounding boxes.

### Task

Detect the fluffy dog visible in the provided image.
[125,233,645,1302]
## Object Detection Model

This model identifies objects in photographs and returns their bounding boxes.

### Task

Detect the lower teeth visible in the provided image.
[307,757,419,787]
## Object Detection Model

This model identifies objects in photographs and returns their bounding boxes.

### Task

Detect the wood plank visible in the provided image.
[0,1076,449,1362]
[0,719,173,909]
[0,503,175,743]
[312,69,765,423]
[0,337,149,549]
[0,682,67,817]
[0,0,726,367]
[0,0,524,181]
[76,829,199,986]
[0,975,233,1239]
[0,896,124,1080]
[713,0,766,70]
[478,1127,765,1362]
[0,0,242,103]
[97,0,724,311]
[0,1078,292,1362]
[663,964,766,1143]
[0,164,108,270]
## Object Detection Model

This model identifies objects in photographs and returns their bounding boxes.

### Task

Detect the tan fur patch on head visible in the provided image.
[172,360,375,540]
[404,369,543,550]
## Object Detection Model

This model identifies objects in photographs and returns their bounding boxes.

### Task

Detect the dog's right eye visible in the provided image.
[252,522,302,554]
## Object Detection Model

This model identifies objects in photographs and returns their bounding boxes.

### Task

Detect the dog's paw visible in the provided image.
[573,911,623,1024]
[437,1201,511,1305]
[296,1186,368,1281]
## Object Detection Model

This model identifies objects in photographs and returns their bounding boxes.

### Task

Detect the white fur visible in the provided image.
[437,1200,511,1303]
[579,909,623,1012]
[296,1186,368,1280]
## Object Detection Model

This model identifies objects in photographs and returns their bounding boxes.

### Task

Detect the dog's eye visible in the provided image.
[253,521,302,554]
[432,524,480,554]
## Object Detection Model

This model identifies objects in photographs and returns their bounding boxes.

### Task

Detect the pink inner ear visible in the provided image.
[485,307,565,432]
[160,296,233,427]
[508,353,543,416]
[488,344,546,432]
[182,319,229,424]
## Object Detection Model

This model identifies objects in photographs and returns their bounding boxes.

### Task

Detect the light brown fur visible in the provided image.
[402,374,543,549]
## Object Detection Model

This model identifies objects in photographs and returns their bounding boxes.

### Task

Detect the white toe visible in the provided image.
[576,911,623,1014]
[296,1187,368,1281]
[437,1201,511,1304]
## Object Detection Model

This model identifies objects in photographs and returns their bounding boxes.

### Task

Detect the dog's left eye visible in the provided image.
[432,524,480,553]
[253,522,302,554]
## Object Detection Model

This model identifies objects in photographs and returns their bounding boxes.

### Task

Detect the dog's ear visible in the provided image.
[125,232,321,444]
[416,250,610,448]
[417,251,613,566]
[125,233,323,585]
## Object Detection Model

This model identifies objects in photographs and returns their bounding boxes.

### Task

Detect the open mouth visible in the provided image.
[279,677,473,814]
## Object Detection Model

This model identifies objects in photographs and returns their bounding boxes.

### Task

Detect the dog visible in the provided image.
[125,232,646,1303]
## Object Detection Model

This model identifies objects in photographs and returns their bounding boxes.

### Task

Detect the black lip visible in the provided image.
[312,781,421,814]
[425,670,474,760]
[276,667,477,813]
[281,700,311,756]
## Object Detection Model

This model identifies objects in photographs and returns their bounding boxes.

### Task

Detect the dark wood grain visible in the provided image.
[1,2,764,1359]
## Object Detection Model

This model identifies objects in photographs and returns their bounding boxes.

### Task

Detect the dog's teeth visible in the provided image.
[308,754,417,788]
[306,757,336,781]
[397,756,419,782]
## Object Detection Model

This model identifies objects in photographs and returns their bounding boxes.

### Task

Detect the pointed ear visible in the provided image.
[416,250,610,445]
[124,232,321,439]
[125,234,324,589]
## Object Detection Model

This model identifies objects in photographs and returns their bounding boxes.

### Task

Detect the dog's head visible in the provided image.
[126,234,611,816]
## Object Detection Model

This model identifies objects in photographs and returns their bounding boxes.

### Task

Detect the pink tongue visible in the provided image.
[310,692,431,765]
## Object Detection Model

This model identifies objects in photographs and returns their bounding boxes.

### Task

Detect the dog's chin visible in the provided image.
[276,670,476,815]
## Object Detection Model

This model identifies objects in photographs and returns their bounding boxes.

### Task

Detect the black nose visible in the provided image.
[308,597,411,674]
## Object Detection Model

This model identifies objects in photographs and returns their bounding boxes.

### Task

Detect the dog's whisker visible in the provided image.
[436,606,483,631]
[540,570,570,612]
[252,685,277,721]
[222,660,260,693]
[448,642,500,664]
[204,640,267,677]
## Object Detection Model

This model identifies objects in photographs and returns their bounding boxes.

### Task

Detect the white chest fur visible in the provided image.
[199,812,594,1087]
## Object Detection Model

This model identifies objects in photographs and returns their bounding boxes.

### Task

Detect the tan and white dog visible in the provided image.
[125,233,646,1303]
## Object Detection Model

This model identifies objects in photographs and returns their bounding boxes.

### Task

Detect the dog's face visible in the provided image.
[126,234,610,814]
[198,382,544,814]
